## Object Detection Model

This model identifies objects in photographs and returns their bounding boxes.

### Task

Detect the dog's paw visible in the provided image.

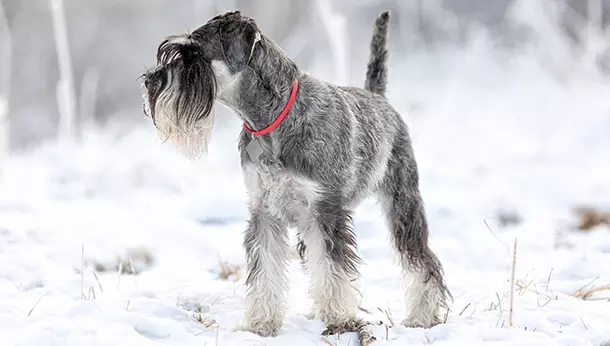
[401,315,441,329]
[322,319,376,346]
[239,319,282,337]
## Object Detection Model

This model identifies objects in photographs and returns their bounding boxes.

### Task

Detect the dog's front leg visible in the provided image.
[299,200,362,332]
[242,206,289,337]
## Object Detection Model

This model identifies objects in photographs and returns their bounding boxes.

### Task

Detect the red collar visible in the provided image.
[243,79,299,136]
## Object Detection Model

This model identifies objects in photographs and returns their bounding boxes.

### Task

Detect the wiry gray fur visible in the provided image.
[141,10,451,343]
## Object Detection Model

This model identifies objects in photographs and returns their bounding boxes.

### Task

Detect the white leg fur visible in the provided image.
[241,165,289,337]
[300,222,360,325]
[242,213,289,337]
[402,266,444,328]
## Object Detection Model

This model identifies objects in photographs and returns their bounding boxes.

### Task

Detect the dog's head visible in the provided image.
[141,11,261,157]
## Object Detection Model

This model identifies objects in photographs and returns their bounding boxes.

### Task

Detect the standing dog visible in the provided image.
[142,10,451,342]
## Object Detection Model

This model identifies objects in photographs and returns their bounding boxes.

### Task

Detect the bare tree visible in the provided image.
[0,1,11,175]
[315,0,349,85]
[50,0,77,142]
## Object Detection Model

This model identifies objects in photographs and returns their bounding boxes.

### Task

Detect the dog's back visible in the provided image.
[285,11,402,203]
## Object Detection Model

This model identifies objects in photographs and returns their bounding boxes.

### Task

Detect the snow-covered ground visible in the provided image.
[2,23,610,346]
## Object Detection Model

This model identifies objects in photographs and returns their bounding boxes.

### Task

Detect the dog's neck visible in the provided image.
[217,36,300,133]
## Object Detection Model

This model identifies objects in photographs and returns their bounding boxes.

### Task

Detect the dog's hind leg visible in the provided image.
[378,130,451,328]
[299,195,363,332]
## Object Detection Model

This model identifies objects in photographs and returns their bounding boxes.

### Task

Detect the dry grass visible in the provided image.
[194,312,217,328]
[27,292,48,316]
[91,246,155,275]
[376,307,394,340]
[509,238,517,327]
[573,207,610,231]
[217,260,242,281]
[320,336,335,346]
[571,282,610,300]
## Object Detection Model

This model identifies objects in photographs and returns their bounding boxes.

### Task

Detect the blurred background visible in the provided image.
[1,0,610,148]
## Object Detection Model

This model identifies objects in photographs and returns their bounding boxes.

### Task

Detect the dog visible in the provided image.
[141,10,451,343]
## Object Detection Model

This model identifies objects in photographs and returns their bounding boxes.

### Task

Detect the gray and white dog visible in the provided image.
[142,10,451,341]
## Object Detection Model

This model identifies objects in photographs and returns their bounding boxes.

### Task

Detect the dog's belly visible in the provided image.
[244,163,319,227]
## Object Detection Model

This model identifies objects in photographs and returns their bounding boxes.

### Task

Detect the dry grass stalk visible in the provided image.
[194,312,217,329]
[27,292,48,316]
[92,270,103,293]
[320,336,335,346]
[571,283,610,299]
[580,316,588,330]
[376,320,390,340]
[458,303,471,316]
[509,238,517,327]
[377,307,394,327]
[87,286,96,300]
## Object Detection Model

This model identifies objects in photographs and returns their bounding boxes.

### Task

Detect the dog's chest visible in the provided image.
[244,161,318,226]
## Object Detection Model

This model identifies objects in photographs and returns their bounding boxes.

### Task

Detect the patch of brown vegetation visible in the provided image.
[573,207,610,231]
[217,260,241,281]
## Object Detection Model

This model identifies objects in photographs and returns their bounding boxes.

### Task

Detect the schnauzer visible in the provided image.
[141,10,451,342]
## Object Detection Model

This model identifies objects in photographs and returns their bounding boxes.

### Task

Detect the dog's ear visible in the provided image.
[220,18,261,72]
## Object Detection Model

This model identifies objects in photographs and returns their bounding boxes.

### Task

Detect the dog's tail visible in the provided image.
[364,11,390,97]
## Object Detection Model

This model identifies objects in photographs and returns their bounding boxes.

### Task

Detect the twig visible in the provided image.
[320,336,334,346]
[458,303,471,316]
[27,292,48,316]
[469,305,477,318]
[509,238,517,327]
[536,294,552,308]
[496,292,507,313]
[204,319,217,328]
[358,306,372,314]
[87,286,94,300]
[484,219,511,258]
[377,307,394,327]
[571,284,610,299]
[92,270,103,292]
[574,277,599,293]
[579,316,588,330]
[545,268,554,292]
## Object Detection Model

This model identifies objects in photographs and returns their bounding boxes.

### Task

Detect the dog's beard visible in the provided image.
[151,74,216,158]
[143,43,217,158]
[154,94,216,159]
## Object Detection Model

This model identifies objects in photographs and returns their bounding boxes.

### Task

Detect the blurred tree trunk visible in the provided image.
[0,1,11,175]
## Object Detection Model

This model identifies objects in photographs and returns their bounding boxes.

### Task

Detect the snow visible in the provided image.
[2,15,610,346]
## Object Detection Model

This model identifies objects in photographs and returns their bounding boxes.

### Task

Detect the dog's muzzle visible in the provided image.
[141,68,168,124]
